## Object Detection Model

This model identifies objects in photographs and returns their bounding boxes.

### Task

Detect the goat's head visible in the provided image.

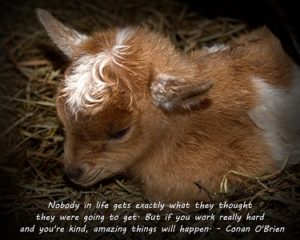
[37,9,213,186]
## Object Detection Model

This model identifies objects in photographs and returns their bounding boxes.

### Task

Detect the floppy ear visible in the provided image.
[36,9,87,58]
[151,73,213,111]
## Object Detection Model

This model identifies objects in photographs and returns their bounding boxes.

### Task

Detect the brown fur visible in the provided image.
[38,9,293,202]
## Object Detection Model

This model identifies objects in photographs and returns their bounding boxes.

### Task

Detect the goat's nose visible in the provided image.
[65,167,84,181]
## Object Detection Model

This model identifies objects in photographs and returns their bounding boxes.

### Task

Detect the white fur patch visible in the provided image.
[63,54,110,116]
[110,27,134,71]
[205,44,229,53]
[62,28,134,116]
[249,66,300,165]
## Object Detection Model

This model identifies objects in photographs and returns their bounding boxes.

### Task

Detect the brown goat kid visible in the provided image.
[37,9,300,202]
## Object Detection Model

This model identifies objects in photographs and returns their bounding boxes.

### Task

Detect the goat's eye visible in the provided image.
[109,127,130,140]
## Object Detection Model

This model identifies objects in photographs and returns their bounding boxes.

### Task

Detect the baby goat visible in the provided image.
[37,9,300,202]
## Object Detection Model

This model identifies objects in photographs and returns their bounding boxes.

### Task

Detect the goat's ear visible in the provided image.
[36,9,87,58]
[151,73,213,111]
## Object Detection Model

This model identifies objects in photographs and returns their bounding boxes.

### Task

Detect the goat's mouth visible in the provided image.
[73,168,103,187]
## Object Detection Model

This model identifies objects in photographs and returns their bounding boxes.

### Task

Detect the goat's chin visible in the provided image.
[72,168,113,187]
[76,179,100,187]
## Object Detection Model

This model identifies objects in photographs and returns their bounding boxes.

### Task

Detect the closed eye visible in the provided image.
[109,127,130,140]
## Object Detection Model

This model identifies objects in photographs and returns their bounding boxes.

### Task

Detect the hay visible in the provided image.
[0,0,299,239]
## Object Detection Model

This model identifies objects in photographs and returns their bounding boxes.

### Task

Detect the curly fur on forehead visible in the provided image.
[62,27,134,116]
